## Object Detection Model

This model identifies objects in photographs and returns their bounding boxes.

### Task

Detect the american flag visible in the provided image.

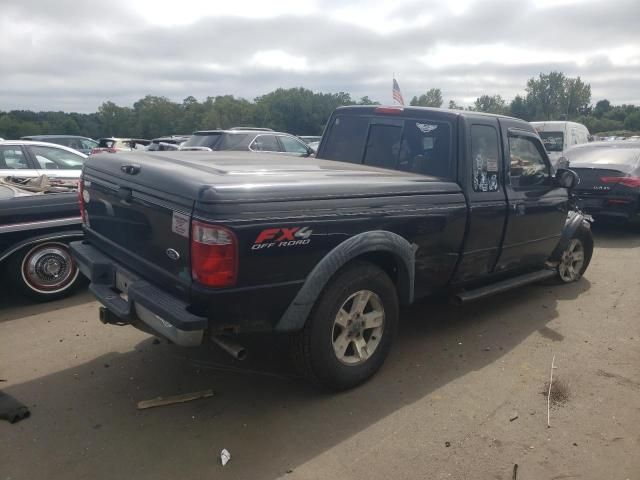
[392,78,405,106]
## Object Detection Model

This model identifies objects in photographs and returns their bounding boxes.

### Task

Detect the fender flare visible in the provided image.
[0,230,84,264]
[275,230,415,332]
[549,211,591,261]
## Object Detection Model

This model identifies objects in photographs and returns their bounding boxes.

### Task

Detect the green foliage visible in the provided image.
[0,77,638,140]
[410,88,443,108]
[473,94,507,115]
[623,111,640,131]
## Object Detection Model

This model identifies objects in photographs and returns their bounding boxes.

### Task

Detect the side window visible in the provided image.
[363,124,402,169]
[80,138,98,150]
[396,119,452,178]
[508,136,549,188]
[471,125,500,192]
[251,135,280,152]
[28,146,85,170]
[0,146,29,169]
[320,115,369,163]
[279,135,310,155]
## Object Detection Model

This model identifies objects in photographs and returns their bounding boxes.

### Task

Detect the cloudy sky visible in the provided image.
[1,0,639,112]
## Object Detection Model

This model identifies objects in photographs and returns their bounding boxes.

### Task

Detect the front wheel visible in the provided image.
[8,241,83,301]
[293,262,399,391]
[556,227,593,283]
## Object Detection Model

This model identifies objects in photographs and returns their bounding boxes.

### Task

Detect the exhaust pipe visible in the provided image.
[211,335,247,361]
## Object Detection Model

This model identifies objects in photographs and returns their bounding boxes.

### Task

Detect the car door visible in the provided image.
[452,118,508,283]
[277,135,312,156]
[0,144,40,178]
[494,126,568,272]
[26,145,85,179]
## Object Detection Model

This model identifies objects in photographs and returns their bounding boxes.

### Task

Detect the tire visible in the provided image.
[293,261,399,391]
[8,241,83,302]
[555,226,593,283]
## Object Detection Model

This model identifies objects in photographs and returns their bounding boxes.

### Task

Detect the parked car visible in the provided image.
[561,142,640,226]
[179,129,314,156]
[300,136,322,144]
[147,135,191,151]
[307,141,320,153]
[531,121,590,167]
[92,138,151,154]
[0,140,87,180]
[20,135,98,155]
[0,180,84,301]
[71,105,591,391]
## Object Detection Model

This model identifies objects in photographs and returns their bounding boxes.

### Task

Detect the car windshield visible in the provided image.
[182,133,222,149]
[539,132,564,152]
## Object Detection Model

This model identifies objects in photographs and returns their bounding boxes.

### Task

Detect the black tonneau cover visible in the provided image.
[83,151,461,204]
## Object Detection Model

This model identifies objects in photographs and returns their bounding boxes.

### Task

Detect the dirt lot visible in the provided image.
[1,225,639,480]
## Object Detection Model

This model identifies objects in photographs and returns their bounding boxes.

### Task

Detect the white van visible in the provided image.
[530,121,590,167]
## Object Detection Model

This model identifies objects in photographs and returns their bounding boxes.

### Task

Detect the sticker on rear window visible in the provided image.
[172,211,189,238]
[416,123,438,133]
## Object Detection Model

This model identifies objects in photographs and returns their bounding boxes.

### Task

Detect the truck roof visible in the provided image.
[333,105,530,124]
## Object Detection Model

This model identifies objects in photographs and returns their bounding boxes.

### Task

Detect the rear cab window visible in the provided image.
[320,111,454,180]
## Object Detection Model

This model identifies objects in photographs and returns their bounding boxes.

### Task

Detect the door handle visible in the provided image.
[512,203,526,215]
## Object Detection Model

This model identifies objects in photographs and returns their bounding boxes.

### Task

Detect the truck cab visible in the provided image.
[317,106,574,285]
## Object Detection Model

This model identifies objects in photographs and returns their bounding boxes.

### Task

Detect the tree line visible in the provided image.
[1,71,639,140]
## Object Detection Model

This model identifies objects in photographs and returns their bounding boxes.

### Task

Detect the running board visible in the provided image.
[453,269,555,304]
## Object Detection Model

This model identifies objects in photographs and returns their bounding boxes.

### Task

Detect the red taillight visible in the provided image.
[78,179,87,224]
[191,221,238,288]
[374,106,404,115]
[90,148,101,155]
[600,176,640,188]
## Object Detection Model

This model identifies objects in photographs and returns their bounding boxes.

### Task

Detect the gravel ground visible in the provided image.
[1,225,639,480]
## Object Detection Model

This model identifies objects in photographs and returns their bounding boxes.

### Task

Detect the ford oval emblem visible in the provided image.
[166,248,180,261]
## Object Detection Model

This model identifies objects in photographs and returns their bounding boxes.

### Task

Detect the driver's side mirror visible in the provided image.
[555,168,578,190]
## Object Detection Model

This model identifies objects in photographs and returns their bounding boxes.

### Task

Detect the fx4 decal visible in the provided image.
[252,227,313,250]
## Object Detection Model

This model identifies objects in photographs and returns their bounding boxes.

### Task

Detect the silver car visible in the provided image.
[0,140,87,181]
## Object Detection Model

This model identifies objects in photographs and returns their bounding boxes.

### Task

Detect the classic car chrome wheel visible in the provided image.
[20,242,79,294]
[331,290,385,366]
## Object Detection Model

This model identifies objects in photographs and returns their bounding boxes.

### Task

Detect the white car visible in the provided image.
[530,121,590,167]
[0,140,86,181]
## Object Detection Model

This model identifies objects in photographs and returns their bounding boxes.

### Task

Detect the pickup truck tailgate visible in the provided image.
[81,155,194,298]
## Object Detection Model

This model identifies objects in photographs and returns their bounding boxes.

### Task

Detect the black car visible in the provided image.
[562,142,640,225]
[179,128,314,156]
[21,135,98,155]
[0,181,84,301]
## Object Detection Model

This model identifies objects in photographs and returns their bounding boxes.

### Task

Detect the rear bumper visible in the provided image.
[575,194,640,223]
[70,240,206,346]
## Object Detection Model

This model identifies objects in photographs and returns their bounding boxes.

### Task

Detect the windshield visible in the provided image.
[539,132,564,152]
[182,133,222,149]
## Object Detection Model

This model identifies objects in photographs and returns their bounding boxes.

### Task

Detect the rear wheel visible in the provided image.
[293,262,399,391]
[8,241,82,301]
[556,227,593,283]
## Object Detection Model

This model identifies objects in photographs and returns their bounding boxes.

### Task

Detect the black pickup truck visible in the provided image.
[71,106,592,390]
